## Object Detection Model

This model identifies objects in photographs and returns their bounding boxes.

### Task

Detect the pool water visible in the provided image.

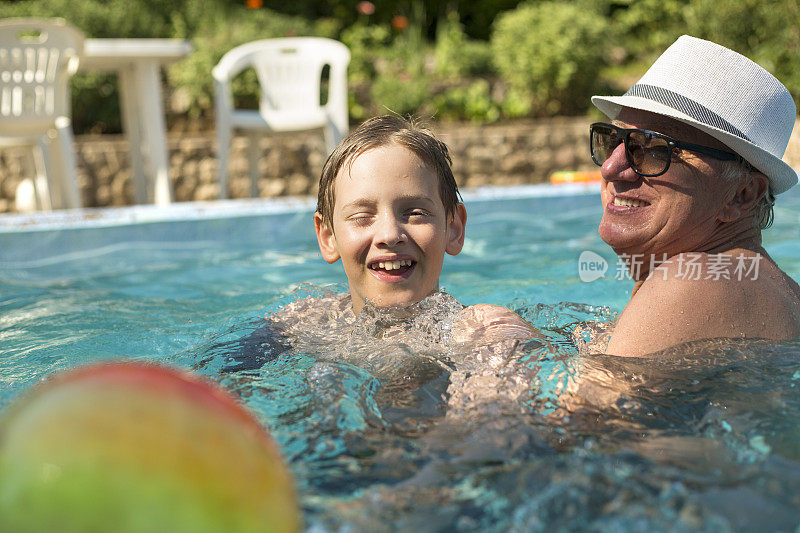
[2,185,800,531]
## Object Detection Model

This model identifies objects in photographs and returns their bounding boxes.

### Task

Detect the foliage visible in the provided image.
[0,0,180,38]
[500,87,533,119]
[683,0,800,109]
[608,0,689,62]
[434,80,499,123]
[449,0,525,40]
[1,0,798,131]
[258,0,526,41]
[340,5,441,120]
[167,8,315,117]
[69,73,121,134]
[434,11,492,78]
[367,24,433,118]
[370,71,432,117]
[491,1,609,116]
[0,0,203,131]
[340,22,393,85]
[602,0,800,109]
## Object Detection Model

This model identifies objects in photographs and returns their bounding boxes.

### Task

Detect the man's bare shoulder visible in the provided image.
[607,251,800,356]
[608,271,729,356]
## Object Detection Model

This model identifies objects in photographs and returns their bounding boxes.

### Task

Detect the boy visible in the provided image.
[315,114,465,314]
[223,116,534,374]
[311,115,532,343]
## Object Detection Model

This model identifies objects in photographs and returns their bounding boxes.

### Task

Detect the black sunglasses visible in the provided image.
[590,122,736,177]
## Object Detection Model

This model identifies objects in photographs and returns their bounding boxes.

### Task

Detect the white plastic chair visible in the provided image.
[213,37,350,198]
[0,18,84,210]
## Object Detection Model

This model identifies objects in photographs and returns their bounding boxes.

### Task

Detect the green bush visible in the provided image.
[371,72,432,117]
[0,0,315,127]
[491,1,608,116]
[355,19,435,119]
[167,8,315,117]
[0,0,181,38]
[340,22,393,85]
[683,0,800,110]
[500,87,533,119]
[609,0,688,62]
[434,80,499,123]
[0,0,199,132]
[434,12,493,78]
[602,0,800,109]
[69,73,120,134]
[3,0,796,133]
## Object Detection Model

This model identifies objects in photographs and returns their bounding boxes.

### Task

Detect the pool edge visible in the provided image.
[0,183,600,233]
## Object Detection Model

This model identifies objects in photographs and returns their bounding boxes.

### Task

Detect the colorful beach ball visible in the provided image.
[0,362,300,532]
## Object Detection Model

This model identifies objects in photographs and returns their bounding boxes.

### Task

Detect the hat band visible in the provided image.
[624,84,752,143]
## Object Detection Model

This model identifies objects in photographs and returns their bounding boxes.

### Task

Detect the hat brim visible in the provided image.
[591,95,799,194]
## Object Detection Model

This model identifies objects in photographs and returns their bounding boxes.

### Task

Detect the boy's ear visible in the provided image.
[445,203,467,256]
[314,212,340,264]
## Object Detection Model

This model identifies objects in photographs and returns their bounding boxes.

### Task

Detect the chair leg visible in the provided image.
[323,118,345,155]
[216,124,231,199]
[15,147,50,211]
[14,177,38,212]
[29,143,53,211]
[52,117,82,209]
[322,124,335,155]
[246,131,260,198]
[32,141,54,210]
[119,66,147,204]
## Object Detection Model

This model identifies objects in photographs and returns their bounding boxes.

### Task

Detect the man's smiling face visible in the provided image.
[598,108,741,261]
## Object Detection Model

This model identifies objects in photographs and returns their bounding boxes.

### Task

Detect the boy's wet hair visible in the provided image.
[316,115,461,229]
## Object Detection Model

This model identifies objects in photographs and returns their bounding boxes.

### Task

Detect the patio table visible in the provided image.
[80,38,192,205]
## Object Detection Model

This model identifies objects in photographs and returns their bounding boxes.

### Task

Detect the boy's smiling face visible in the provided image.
[315,143,466,315]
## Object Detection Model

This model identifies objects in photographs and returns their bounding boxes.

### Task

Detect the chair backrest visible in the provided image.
[0,18,84,136]
[213,37,350,115]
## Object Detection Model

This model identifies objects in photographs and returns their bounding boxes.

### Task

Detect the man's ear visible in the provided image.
[718,171,769,223]
[445,203,467,256]
[314,212,340,264]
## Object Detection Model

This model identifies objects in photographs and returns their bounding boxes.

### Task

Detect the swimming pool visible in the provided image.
[2,183,800,531]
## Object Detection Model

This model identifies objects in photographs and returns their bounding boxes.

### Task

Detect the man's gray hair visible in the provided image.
[719,156,775,229]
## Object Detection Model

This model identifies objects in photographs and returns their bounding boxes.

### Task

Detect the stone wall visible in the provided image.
[0,117,595,213]
[2,116,800,213]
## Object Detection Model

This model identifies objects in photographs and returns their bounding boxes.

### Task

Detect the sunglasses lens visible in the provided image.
[627,131,670,175]
[591,124,673,176]
[591,125,620,165]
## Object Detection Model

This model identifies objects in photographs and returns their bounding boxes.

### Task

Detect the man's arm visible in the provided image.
[450,304,540,346]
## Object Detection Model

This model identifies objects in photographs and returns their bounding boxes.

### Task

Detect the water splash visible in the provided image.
[170,293,800,531]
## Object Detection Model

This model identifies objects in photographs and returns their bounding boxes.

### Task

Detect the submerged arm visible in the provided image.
[220,318,292,373]
[450,304,540,346]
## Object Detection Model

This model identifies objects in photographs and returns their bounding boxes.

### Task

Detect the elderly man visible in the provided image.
[588,35,800,356]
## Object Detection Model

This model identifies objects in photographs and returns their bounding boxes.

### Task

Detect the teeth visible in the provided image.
[372,259,412,271]
[614,197,647,208]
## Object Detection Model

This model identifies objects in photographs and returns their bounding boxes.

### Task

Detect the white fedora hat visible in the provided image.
[592,35,798,194]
